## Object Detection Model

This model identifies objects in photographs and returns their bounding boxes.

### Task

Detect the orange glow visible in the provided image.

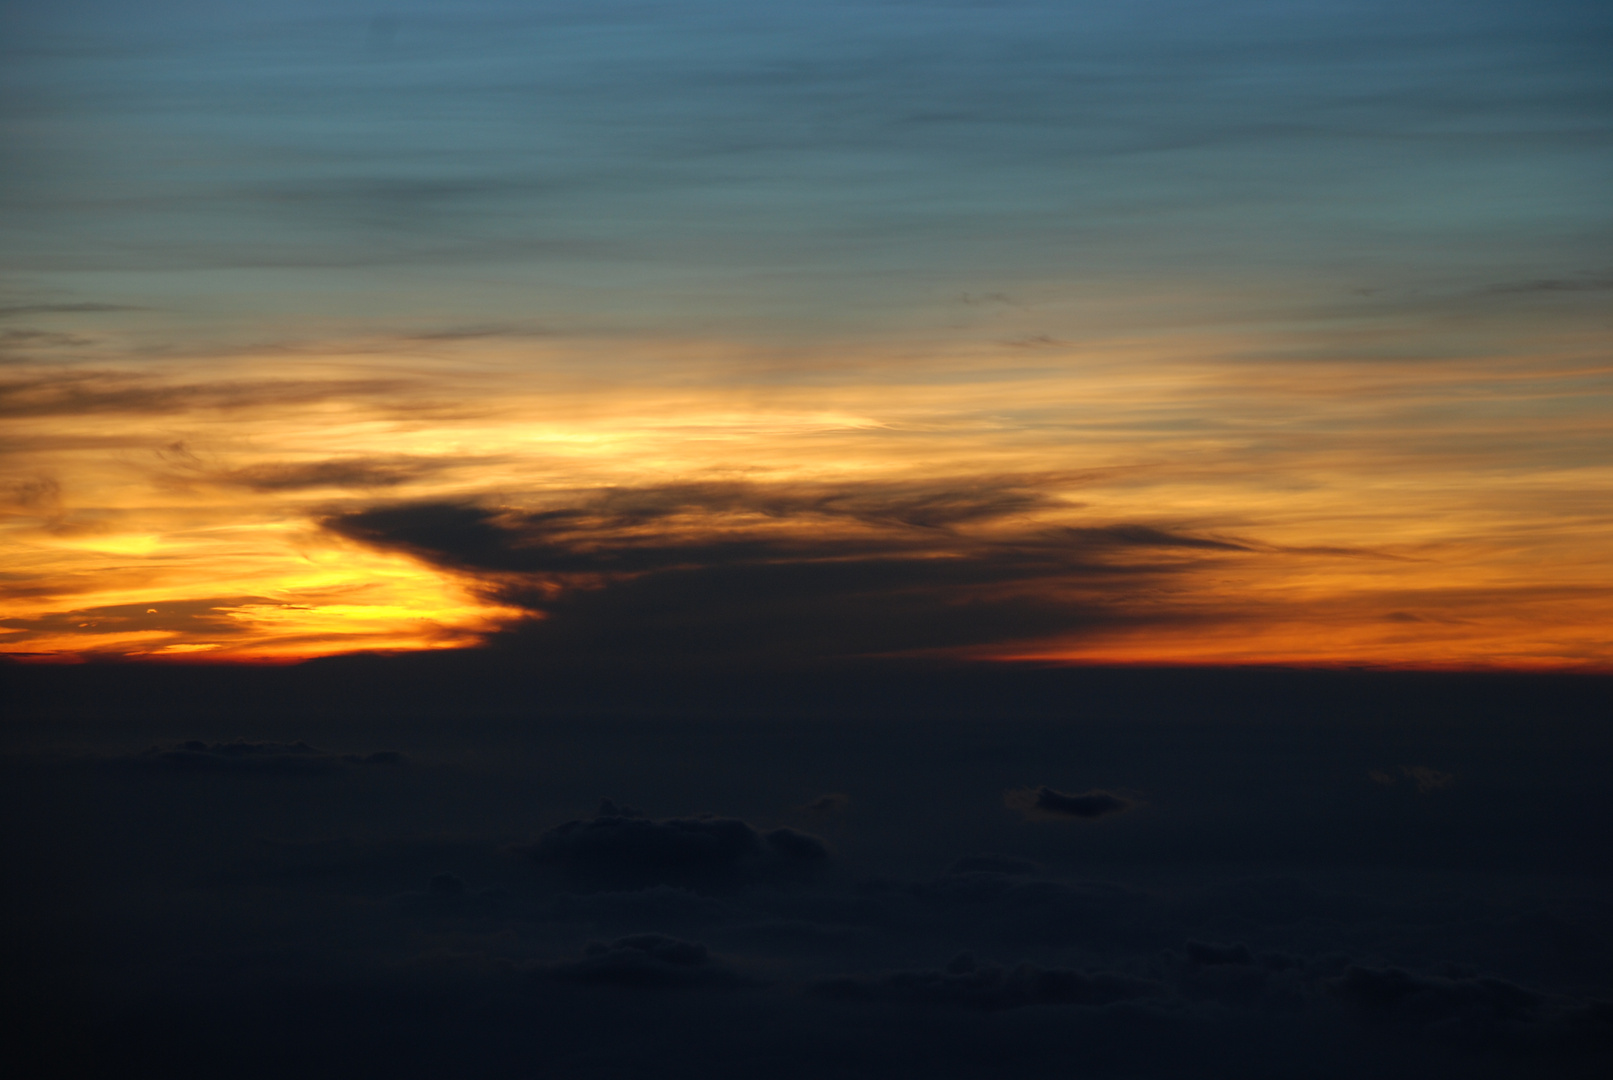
[3,326,1611,667]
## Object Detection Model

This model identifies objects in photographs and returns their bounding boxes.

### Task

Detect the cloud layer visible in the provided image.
[312,486,1257,663]
[7,673,1611,1077]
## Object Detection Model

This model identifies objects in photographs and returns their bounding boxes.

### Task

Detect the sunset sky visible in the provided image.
[3,0,1610,667]
[9,8,1613,1079]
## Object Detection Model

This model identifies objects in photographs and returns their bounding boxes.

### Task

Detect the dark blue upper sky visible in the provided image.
[5,0,1608,340]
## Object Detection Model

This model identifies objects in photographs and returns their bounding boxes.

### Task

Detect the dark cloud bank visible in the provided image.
[5,661,1612,1079]
[319,486,1253,666]
[526,804,829,890]
[1008,785,1135,820]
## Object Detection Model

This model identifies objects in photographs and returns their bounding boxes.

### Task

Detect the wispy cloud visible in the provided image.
[0,371,414,418]
[0,303,146,318]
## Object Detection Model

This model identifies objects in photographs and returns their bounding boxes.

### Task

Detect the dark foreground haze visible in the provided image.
[5,661,1611,1078]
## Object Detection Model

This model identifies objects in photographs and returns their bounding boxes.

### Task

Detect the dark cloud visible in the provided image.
[765,826,832,862]
[320,488,1251,663]
[322,476,1085,562]
[730,917,882,954]
[505,555,1182,663]
[912,874,1149,946]
[576,477,1067,531]
[1006,786,1134,820]
[0,371,411,418]
[0,596,277,639]
[812,953,1162,1011]
[5,670,1613,1077]
[1062,525,1248,552]
[1367,765,1456,793]
[526,809,828,891]
[535,935,742,989]
[1333,965,1547,1041]
[1402,766,1455,793]
[550,886,735,929]
[801,792,851,815]
[213,456,482,492]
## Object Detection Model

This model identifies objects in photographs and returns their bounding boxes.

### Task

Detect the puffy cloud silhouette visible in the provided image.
[1367,765,1456,793]
[812,953,1162,1010]
[7,666,1612,1078]
[550,886,734,929]
[1333,965,1545,1041]
[525,809,829,890]
[801,792,851,815]
[1402,766,1455,793]
[536,935,741,989]
[1006,786,1133,820]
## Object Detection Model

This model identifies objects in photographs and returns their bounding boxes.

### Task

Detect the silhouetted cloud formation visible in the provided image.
[1333,965,1551,1043]
[1006,786,1134,820]
[1368,765,1456,793]
[801,792,851,815]
[537,935,741,989]
[526,807,829,890]
[813,953,1162,1010]
[5,667,1613,1078]
[550,885,734,929]
[1402,765,1455,793]
[320,488,1251,663]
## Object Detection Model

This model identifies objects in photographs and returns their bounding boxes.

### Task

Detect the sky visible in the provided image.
[5,7,1613,1077]
[3,0,1610,668]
